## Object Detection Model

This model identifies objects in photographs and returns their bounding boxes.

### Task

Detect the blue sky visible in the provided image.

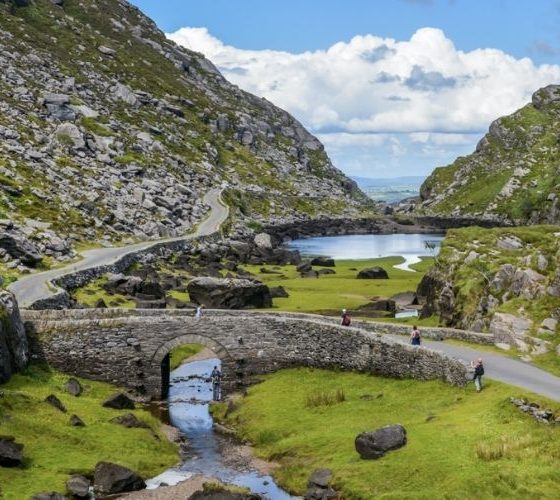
[130,0,560,178]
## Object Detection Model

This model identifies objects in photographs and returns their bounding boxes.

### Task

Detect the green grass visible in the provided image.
[241,257,433,315]
[71,277,135,308]
[0,364,178,499]
[169,344,204,370]
[216,368,560,499]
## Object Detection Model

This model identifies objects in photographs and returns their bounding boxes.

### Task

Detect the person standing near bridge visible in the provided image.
[211,365,222,401]
[410,325,421,346]
[471,358,485,392]
[195,304,205,319]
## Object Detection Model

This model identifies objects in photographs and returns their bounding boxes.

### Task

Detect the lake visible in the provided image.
[287,233,444,271]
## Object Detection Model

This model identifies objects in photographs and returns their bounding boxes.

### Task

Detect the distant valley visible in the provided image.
[352,175,425,203]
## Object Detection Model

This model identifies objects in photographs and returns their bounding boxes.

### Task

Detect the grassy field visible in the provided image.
[241,256,433,315]
[0,365,178,499]
[169,344,205,370]
[214,368,560,499]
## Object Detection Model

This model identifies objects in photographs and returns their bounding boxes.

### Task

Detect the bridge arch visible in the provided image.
[152,333,236,399]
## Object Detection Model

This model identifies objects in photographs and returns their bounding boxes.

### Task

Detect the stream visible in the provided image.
[147,358,297,499]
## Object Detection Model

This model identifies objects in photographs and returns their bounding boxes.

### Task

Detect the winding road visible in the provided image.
[387,335,560,401]
[9,188,228,309]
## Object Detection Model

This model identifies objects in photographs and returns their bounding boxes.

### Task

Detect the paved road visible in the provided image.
[9,189,228,309]
[387,334,560,401]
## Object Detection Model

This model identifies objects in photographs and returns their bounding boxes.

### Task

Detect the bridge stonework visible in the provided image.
[21,309,469,399]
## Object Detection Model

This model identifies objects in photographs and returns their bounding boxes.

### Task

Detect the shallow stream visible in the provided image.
[148,358,297,499]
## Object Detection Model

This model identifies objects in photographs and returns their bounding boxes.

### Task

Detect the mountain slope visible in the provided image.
[0,0,371,274]
[418,85,560,224]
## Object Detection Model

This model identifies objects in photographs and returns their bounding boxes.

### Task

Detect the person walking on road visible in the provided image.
[471,358,485,392]
[211,365,222,401]
[341,308,352,326]
[410,325,421,346]
[195,304,205,319]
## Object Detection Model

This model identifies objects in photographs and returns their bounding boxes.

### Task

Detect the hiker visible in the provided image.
[211,365,222,401]
[471,358,485,392]
[195,304,205,318]
[410,325,421,346]
[341,308,352,326]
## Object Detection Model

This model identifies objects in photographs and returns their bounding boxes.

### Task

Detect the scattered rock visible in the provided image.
[45,394,67,413]
[102,393,135,410]
[296,262,312,273]
[0,437,24,467]
[357,267,389,279]
[305,468,337,499]
[540,318,558,332]
[66,474,90,498]
[355,424,407,459]
[497,235,524,250]
[94,461,146,496]
[110,413,149,429]
[98,45,116,56]
[310,257,335,267]
[0,290,29,384]
[69,414,85,427]
[65,377,83,397]
[253,233,273,250]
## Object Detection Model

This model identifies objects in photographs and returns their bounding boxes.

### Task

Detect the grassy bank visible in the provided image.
[170,344,205,370]
[0,365,178,499]
[241,256,433,314]
[214,368,560,499]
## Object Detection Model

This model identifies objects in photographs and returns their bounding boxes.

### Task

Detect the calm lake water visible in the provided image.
[287,233,444,271]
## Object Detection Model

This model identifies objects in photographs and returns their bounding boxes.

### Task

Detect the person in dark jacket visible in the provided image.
[341,308,352,326]
[211,366,222,401]
[471,358,484,392]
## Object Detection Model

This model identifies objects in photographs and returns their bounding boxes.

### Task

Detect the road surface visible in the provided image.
[387,334,560,401]
[9,189,228,309]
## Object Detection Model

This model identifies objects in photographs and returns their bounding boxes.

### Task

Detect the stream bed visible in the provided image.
[147,358,297,499]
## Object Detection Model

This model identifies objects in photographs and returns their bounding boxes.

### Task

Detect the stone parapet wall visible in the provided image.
[24,309,469,399]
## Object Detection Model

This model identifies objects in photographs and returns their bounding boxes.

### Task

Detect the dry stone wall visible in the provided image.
[22,309,469,399]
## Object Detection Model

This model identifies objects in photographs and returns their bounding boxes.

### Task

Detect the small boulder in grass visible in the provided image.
[355,424,407,459]
[45,394,67,413]
[69,414,85,427]
[0,436,24,467]
[110,413,149,429]
[31,493,68,500]
[64,378,83,397]
[102,392,135,410]
[66,474,90,498]
[94,461,146,496]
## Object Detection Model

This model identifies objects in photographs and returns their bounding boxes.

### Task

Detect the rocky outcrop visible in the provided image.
[0,290,28,383]
[417,226,560,354]
[66,475,91,499]
[418,84,560,225]
[355,424,407,459]
[0,436,24,467]
[357,267,389,279]
[187,277,273,309]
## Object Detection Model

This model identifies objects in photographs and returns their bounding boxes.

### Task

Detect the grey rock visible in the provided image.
[296,262,312,273]
[355,424,407,459]
[357,267,389,279]
[64,377,83,396]
[102,392,135,410]
[0,437,24,467]
[110,413,150,428]
[31,493,68,500]
[310,256,335,267]
[94,461,146,496]
[0,290,28,384]
[45,394,67,413]
[253,232,272,250]
[269,286,289,298]
[187,277,273,309]
[69,414,85,427]
[66,474,90,498]
[0,229,42,265]
[55,123,85,149]
[98,45,116,56]
[496,235,524,250]
[540,318,558,332]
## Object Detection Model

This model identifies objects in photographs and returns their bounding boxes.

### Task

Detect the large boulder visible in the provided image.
[0,225,42,265]
[93,461,145,496]
[357,267,389,279]
[0,437,24,467]
[355,424,407,459]
[187,277,272,309]
[0,291,29,384]
[254,232,273,250]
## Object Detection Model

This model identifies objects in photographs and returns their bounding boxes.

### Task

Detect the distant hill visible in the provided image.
[352,176,425,203]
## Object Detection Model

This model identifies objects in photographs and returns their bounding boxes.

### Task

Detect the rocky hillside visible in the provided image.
[418,226,559,357]
[0,0,370,276]
[418,85,560,224]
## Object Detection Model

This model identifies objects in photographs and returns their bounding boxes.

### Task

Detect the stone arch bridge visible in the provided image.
[21,309,468,399]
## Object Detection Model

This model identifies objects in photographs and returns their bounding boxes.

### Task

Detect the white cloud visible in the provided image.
[168,26,560,177]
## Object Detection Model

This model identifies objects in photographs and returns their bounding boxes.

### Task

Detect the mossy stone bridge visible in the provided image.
[20,309,469,399]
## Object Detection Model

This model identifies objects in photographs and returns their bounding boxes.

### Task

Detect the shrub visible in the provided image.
[305,389,346,408]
